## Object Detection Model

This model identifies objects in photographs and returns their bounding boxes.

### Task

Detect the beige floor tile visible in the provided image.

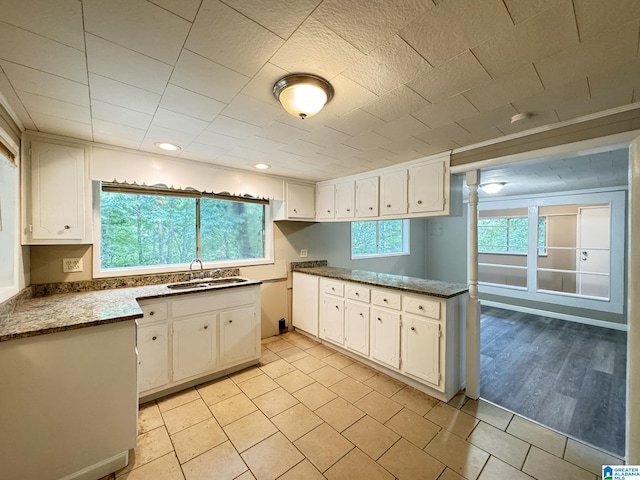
[271,403,323,441]
[316,397,365,432]
[277,346,309,362]
[157,388,201,413]
[288,335,321,350]
[223,410,278,453]
[138,402,164,434]
[506,415,567,457]
[438,468,465,480]
[425,402,479,439]
[378,438,445,480]
[385,408,441,449]
[341,362,377,382]
[278,459,325,480]
[162,399,213,435]
[181,441,248,480]
[253,387,299,418]
[275,370,315,393]
[118,452,184,480]
[323,352,356,370]
[265,339,294,353]
[364,374,405,398]
[291,355,327,374]
[462,399,513,431]
[523,446,596,480]
[294,423,354,472]
[478,456,533,480]
[355,391,403,423]
[306,344,338,359]
[171,418,227,464]
[197,378,242,406]
[343,415,400,460]
[237,374,280,399]
[564,438,623,475]
[391,386,439,416]
[447,393,468,410]
[293,382,338,410]
[325,448,394,480]
[119,426,173,475]
[259,349,280,365]
[234,471,256,480]
[241,432,304,480]
[259,359,296,379]
[261,336,281,345]
[424,429,489,480]
[467,422,529,469]
[330,377,373,403]
[230,366,264,384]
[309,365,348,387]
[209,393,258,426]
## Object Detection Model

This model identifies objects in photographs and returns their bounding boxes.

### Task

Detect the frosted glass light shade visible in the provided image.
[273,74,334,119]
[480,182,506,194]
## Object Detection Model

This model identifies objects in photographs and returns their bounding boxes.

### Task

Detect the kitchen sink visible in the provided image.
[207,277,249,285]
[167,282,209,290]
[167,277,250,290]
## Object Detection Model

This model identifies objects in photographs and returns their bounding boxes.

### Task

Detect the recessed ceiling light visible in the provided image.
[155,142,181,151]
[480,182,507,194]
[254,163,271,170]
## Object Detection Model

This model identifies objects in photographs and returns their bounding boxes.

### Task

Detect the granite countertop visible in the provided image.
[294,266,469,299]
[0,279,262,343]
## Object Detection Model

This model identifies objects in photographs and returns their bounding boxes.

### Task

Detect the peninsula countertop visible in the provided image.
[293,266,469,299]
[0,279,262,343]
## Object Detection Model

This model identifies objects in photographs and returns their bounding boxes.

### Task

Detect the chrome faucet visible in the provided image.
[189,259,204,280]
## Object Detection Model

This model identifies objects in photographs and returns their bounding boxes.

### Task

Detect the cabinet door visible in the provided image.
[335,181,355,219]
[220,306,258,366]
[138,323,170,393]
[30,141,85,240]
[380,170,407,216]
[172,314,217,382]
[402,315,440,387]
[316,183,335,220]
[293,273,319,336]
[356,176,379,218]
[345,301,369,355]
[409,160,446,214]
[321,295,344,345]
[370,308,400,369]
[287,182,315,219]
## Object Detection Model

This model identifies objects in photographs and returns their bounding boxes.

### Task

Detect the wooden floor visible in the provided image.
[480,306,627,456]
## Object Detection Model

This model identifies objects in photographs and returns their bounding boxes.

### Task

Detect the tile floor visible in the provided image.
[104,331,623,480]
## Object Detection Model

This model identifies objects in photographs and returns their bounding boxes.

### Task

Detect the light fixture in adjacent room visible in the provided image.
[480,182,507,194]
[273,74,334,120]
[510,112,532,124]
[254,163,271,170]
[155,142,181,151]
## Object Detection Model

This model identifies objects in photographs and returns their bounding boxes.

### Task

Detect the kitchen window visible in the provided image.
[478,216,546,255]
[96,183,272,275]
[351,219,409,259]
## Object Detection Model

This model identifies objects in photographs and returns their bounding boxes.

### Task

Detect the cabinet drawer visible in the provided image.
[345,284,370,303]
[138,301,168,324]
[321,278,344,297]
[371,289,401,310]
[403,295,441,320]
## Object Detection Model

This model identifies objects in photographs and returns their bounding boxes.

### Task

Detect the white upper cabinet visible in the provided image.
[285,182,315,219]
[380,169,408,216]
[409,159,447,214]
[316,183,335,220]
[335,181,355,219]
[355,176,379,218]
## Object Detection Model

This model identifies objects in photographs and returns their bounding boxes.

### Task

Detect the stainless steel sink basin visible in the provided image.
[167,277,250,290]
[167,282,209,290]
[207,277,249,285]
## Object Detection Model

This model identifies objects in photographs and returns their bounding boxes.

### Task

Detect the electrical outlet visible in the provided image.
[63,258,83,273]
[300,249,308,258]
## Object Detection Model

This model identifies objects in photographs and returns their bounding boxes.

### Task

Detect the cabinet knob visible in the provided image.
[204,324,209,329]
[64,225,70,230]
[386,204,391,208]
[152,336,157,341]
[410,327,416,331]
[369,207,373,210]
[327,209,331,213]
[417,200,423,205]
[383,298,388,303]
[293,208,298,213]
[229,320,233,324]
[359,313,364,317]
[346,208,351,212]
[418,305,424,310]
[377,317,382,322]
[149,311,155,316]
[335,305,339,310]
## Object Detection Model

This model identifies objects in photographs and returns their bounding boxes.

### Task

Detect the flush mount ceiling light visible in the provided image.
[510,112,532,124]
[155,142,181,151]
[480,182,507,194]
[253,163,271,170]
[273,74,334,120]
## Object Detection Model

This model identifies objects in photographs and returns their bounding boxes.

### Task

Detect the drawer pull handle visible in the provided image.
[383,298,388,303]
[152,336,157,341]
[204,324,209,329]
[386,204,391,208]
[410,327,415,331]
[346,208,351,212]
[369,207,373,210]
[355,292,359,296]
[418,306,424,310]
[417,200,423,205]
[64,225,70,230]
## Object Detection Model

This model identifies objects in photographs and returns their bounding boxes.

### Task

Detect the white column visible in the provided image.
[466,170,481,399]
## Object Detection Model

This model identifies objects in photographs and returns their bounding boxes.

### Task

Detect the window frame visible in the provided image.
[350,219,410,260]
[0,149,20,304]
[478,215,547,255]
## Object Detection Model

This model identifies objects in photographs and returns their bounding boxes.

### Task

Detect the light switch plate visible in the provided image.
[300,249,308,258]
[63,258,83,273]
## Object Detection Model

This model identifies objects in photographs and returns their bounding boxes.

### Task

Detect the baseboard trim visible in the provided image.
[481,300,628,332]
[59,451,129,480]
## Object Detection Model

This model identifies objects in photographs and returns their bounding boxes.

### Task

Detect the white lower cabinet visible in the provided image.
[321,296,344,345]
[220,307,258,365]
[345,301,369,355]
[401,315,441,386]
[370,307,400,369]
[172,314,217,382]
[138,323,170,392]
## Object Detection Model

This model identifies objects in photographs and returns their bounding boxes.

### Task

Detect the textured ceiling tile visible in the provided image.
[473,1,579,77]
[225,146,268,162]
[275,109,339,131]
[355,147,402,165]
[321,143,363,159]
[159,84,225,122]
[93,118,147,141]
[302,126,351,147]
[451,126,504,147]
[89,73,161,115]
[0,67,36,130]
[343,35,431,95]
[344,130,390,151]
[512,79,590,115]
[456,105,518,133]
[361,85,429,122]
[535,21,639,88]
[31,113,93,140]
[152,108,209,134]
[269,17,365,79]
[313,0,433,53]
[170,50,249,102]
[282,139,324,157]
[145,124,200,145]
[194,130,244,149]
[411,94,479,128]
[207,116,262,140]
[463,64,544,112]
[0,23,87,83]
[329,109,384,136]
[86,34,172,94]
[221,0,321,39]
[324,75,378,117]
[502,0,564,24]
[221,94,283,127]
[380,136,432,156]
[415,122,469,144]
[259,121,308,144]
[241,63,290,105]
[18,91,90,124]
[407,51,490,103]
[179,142,228,162]
[0,0,85,50]
[0,61,89,107]
[400,0,513,66]
[91,99,153,129]
[574,0,640,40]
[497,109,559,134]
[554,89,633,122]
[373,114,430,141]
[588,60,640,101]
[93,133,144,150]
[84,0,190,65]
[241,135,287,153]
[148,0,202,21]
[186,0,283,77]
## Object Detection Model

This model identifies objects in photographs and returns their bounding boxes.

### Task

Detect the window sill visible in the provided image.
[351,252,410,260]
